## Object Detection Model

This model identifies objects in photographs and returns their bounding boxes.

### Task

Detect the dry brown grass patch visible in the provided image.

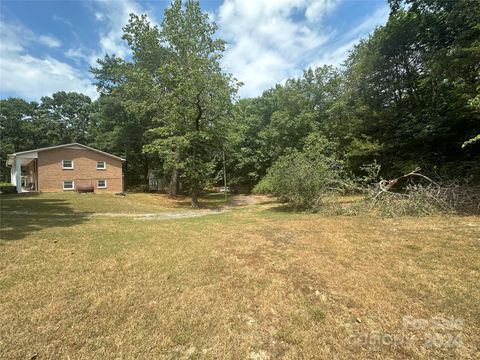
[0,194,479,358]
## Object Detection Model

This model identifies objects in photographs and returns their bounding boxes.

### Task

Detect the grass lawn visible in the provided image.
[0,193,479,359]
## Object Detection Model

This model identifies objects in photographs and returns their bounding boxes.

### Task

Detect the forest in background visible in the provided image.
[1,0,479,207]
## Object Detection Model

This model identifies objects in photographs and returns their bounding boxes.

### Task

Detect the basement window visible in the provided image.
[97,179,107,189]
[63,180,74,190]
[62,160,74,169]
[96,161,106,170]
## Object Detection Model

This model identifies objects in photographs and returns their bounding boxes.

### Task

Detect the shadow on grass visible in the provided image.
[0,193,89,242]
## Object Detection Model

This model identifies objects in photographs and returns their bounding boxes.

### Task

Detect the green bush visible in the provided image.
[253,134,353,210]
[252,176,273,194]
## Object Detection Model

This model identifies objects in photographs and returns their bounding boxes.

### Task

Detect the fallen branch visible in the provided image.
[370,168,439,209]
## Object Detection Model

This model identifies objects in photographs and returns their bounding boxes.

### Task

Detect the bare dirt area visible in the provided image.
[227,194,270,207]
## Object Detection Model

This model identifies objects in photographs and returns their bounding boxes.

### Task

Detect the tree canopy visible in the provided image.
[1,0,479,200]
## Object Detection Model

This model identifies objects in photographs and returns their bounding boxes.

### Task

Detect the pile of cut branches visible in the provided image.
[365,168,478,217]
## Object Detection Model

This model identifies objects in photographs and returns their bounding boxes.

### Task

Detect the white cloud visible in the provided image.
[0,18,97,100]
[311,38,358,67]
[38,34,62,48]
[217,0,389,97]
[0,0,390,101]
[0,54,97,99]
[65,47,92,64]
[0,0,158,100]
[217,0,340,97]
[91,0,156,61]
[305,0,340,21]
[94,12,105,21]
[309,4,389,68]
[52,15,73,27]
[64,0,159,76]
[68,0,157,68]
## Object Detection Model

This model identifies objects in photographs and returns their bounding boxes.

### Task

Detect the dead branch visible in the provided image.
[370,167,439,208]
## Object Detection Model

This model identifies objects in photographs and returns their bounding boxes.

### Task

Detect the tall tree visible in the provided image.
[344,0,480,177]
[144,0,240,206]
[38,92,92,144]
[0,98,38,181]
[91,16,169,189]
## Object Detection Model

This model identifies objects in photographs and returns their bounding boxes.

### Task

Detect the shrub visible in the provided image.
[252,176,273,194]
[253,134,353,210]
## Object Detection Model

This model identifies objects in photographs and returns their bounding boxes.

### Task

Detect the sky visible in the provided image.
[0,0,390,100]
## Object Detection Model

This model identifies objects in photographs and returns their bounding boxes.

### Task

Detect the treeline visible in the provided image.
[1,0,479,202]
[225,0,480,187]
[0,92,151,188]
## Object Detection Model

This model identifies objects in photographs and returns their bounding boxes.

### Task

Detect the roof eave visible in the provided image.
[7,143,126,162]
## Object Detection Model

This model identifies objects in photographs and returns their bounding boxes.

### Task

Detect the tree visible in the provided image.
[344,0,480,177]
[38,92,92,144]
[91,15,169,190]
[226,66,344,188]
[0,98,38,181]
[143,0,240,207]
[88,95,153,188]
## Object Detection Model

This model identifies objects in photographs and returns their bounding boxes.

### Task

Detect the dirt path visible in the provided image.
[89,209,223,220]
[227,194,267,207]
[129,195,271,220]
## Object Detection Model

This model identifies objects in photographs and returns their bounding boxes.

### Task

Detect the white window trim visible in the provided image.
[62,160,74,169]
[96,161,106,170]
[97,179,107,189]
[63,180,75,190]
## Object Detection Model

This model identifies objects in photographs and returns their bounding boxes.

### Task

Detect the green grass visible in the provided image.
[0,193,479,359]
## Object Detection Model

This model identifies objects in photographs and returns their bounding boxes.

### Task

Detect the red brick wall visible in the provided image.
[37,147,123,193]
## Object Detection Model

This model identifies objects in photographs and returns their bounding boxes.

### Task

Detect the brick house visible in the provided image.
[6,143,125,193]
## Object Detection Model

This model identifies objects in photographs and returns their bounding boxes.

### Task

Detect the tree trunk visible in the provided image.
[191,192,200,208]
[169,167,178,197]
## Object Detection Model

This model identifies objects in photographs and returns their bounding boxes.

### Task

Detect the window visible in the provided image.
[62,160,74,169]
[63,180,74,190]
[97,179,107,189]
[96,161,106,170]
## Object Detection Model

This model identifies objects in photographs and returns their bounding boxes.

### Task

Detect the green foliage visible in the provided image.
[0,98,36,181]
[2,0,479,197]
[0,94,95,182]
[39,92,92,144]
[344,0,480,178]
[141,0,240,205]
[254,134,352,210]
[228,66,344,187]
[243,0,480,195]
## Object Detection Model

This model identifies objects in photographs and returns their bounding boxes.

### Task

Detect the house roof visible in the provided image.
[7,143,126,165]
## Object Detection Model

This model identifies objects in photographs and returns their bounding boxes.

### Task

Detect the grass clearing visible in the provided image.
[1,193,479,359]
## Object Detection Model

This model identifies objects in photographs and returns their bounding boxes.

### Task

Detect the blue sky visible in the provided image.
[0,0,389,100]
